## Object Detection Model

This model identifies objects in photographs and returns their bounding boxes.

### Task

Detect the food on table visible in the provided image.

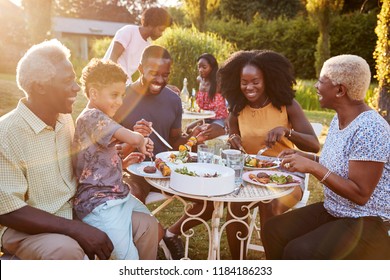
[269,174,297,184]
[174,166,220,177]
[249,172,299,185]
[143,165,157,174]
[244,157,278,168]
[187,155,198,162]
[187,107,204,113]
[154,158,171,177]
[168,149,197,164]
[249,173,270,184]
[178,136,198,152]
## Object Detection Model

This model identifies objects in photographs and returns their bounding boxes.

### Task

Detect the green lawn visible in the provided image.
[0,73,332,260]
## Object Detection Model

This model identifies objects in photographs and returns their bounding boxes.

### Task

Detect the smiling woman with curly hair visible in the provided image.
[218,50,320,259]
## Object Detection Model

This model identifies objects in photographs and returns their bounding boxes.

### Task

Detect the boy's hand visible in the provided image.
[115,143,133,159]
[137,137,154,158]
[122,152,145,169]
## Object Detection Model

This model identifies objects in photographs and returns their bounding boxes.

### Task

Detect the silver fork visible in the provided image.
[256,146,269,158]
[239,147,251,161]
[233,183,244,195]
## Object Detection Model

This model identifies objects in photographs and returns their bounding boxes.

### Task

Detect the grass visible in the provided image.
[0,74,333,260]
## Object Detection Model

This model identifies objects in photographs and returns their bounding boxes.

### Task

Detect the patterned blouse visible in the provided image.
[321,110,390,220]
[72,108,130,219]
[196,91,228,120]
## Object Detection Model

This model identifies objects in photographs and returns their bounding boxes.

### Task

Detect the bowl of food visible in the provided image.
[170,163,235,196]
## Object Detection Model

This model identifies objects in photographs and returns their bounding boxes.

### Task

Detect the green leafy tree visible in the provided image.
[54,0,158,23]
[182,0,220,31]
[219,0,304,22]
[154,26,236,89]
[306,0,344,77]
[219,0,257,22]
[374,0,390,123]
[22,0,52,44]
[256,0,305,20]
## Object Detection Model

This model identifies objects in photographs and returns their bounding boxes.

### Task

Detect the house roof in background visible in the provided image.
[52,17,128,36]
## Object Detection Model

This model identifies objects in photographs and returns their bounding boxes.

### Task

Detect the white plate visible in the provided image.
[156,151,197,164]
[127,162,170,179]
[244,155,280,170]
[242,170,301,188]
[183,109,215,116]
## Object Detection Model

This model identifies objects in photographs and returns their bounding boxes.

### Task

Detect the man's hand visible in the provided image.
[191,123,209,143]
[166,84,180,95]
[133,119,152,137]
[196,123,225,140]
[0,206,114,260]
[69,221,114,260]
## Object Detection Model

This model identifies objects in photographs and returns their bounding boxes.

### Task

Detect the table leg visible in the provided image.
[179,199,213,260]
[210,201,224,260]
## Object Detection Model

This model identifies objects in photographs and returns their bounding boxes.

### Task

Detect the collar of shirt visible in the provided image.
[17,98,66,134]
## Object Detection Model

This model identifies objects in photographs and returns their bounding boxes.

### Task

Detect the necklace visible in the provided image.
[261,96,269,107]
[250,96,269,117]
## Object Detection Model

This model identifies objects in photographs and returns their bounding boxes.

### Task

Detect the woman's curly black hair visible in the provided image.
[218,50,296,116]
[197,53,219,100]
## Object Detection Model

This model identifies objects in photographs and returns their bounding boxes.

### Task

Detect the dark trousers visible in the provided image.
[262,202,390,260]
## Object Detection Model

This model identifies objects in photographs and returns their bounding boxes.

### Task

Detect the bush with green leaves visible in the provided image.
[154,26,236,90]
[90,37,112,58]
[208,15,318,79]
[207,10,378,80]
[294,79,378,112]
[330,10,378,78]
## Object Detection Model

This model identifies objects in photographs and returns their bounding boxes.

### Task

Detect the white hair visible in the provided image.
[320,54,371,101]
[16,39,71,96]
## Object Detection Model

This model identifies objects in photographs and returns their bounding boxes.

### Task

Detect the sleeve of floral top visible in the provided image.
[213,93,228,119]
[84,109,122,147]
[196,91,206,109]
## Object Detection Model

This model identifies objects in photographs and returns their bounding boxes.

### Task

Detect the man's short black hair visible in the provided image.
[141,45,171,64]
[141,7,172,27]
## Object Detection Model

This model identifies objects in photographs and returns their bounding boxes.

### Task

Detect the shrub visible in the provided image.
[154,26,236,90]
[330,10,378,78]
[295,79,378,111]
[208,15,318,79]
[61,38,88,78]
[207,11,378,80]
[90,37,112,58]
[295,80,322,111]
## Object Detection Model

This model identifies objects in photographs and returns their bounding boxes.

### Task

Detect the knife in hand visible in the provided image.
[150,127,173,150]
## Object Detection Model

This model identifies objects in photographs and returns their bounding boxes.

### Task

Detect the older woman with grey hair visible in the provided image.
[262,54,390,259]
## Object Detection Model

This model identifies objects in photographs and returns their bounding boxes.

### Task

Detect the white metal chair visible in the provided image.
[246,122,323,255]
[144,191,176,260]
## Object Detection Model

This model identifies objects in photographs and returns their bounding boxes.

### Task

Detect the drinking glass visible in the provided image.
[221,149,240,166]
[226,153,245,186]
[197,144,214,163]
[211,142,230,165]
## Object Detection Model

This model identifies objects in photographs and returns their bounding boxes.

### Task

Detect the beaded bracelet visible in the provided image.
[287,128,293,138]
[320,170,332,183]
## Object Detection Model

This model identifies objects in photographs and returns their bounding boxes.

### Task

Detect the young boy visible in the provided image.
[72,58,158,259]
